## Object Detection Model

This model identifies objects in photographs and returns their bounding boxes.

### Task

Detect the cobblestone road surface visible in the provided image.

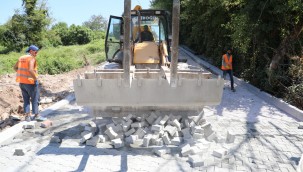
[0,49,302,172]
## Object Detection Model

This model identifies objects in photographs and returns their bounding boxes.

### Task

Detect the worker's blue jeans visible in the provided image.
[20,83,39,115]
[223,69,234,90]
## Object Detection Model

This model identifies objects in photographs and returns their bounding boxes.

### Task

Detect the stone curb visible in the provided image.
[180,46,303,121]
[0,93,76,146]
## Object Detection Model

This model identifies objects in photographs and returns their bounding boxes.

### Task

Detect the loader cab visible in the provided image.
[105,10,171,67]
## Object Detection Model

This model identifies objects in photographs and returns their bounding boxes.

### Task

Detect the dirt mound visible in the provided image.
[0,65,94,130]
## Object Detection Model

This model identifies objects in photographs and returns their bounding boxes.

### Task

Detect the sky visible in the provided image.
[0,0,151,26]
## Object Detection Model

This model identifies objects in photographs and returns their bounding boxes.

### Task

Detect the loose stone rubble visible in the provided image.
[75,111,236,168]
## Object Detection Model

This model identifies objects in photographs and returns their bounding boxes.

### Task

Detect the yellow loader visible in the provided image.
[73,0,224,117]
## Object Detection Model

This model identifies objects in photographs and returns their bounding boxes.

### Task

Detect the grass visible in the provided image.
[0,40,106,75]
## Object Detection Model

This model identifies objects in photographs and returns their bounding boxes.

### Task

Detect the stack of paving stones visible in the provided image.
[77,111,236,168]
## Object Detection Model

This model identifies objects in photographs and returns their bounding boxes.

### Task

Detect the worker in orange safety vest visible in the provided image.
[14,45,46,121]
[221,48,235,92]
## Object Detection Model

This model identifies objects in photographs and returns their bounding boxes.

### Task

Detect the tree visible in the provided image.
[0,0,50,51]
[151,0,303,110]
[82,15,107,31]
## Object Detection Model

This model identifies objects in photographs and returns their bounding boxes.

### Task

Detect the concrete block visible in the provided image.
[98,135,107,143]
[154,148,171,157]
[106,123,116,130]
[141,121,149,127]
[181,143,193,157]
[173,131,182,137]
[97,123,107,134]
[191,122,197,128]
[116,132,124,140]
[86,136,100,147]
[111,138,124,148]
[158,130,165,138]
[78,123,85,132]
[212,148,227,158]
[201,122,211,129]
[88,121,97,128]
[181,128,192,139]
[164,125,177,136]
[150,133,160,145]
[175,115,182,121]
[142,134,152,147]
[153,116,163,125]
[40,120,53,128]
[124,128,136,137]
[198,118,206,125]
[13,146,31,156]
[111,117,125,125]
[136,114,147,122]
[134,128,146,139]
[50,136,61,143]
[23,121,36,129]
[206,132,217,142]
[162,133,171,145]
[155,138,163,146]
[191,145,204,155]
[171,137,183,146]
[191,126,203,134]
[105,123,120,133]
[104,127,118,140]
[172,119,181,131]
[146,112,158,125]
[125,135,138,144]
[115,124,123,133]
[132,139,143,147]
[203,123,214,138]
[151,124,163,132]
[188,155,205,167]
[184,119,190,128]
[192,111,204,124]
[81,131,93,140]
[131,122,142,128]
[193,133,204,140]
[226,130,236,143]
[159,115,169,125]
[84,126,93,132]
[124,114,133,121]
[123,120,132,132]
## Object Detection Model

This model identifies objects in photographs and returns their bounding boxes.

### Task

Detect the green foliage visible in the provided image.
[285,60,303,109]
[151,0,303,109]
[0,52,20,74]
[51,23,93,46]
[0,0,50,51]
[0,40,105,75]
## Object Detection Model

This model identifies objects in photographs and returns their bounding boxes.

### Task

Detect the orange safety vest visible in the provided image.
[16,55,38,84]
[221,54,233,70]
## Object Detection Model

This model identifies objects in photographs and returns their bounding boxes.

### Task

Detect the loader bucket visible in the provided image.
[73,68,224,117]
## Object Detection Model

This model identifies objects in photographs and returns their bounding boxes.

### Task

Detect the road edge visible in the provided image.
[180,46,303,121]
[0,93,75,146]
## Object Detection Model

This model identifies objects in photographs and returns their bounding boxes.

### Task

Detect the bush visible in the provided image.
[0,40,106,75]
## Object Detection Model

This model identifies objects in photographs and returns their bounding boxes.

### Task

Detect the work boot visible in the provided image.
[34,115,47,121]
[25,116,32,122]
